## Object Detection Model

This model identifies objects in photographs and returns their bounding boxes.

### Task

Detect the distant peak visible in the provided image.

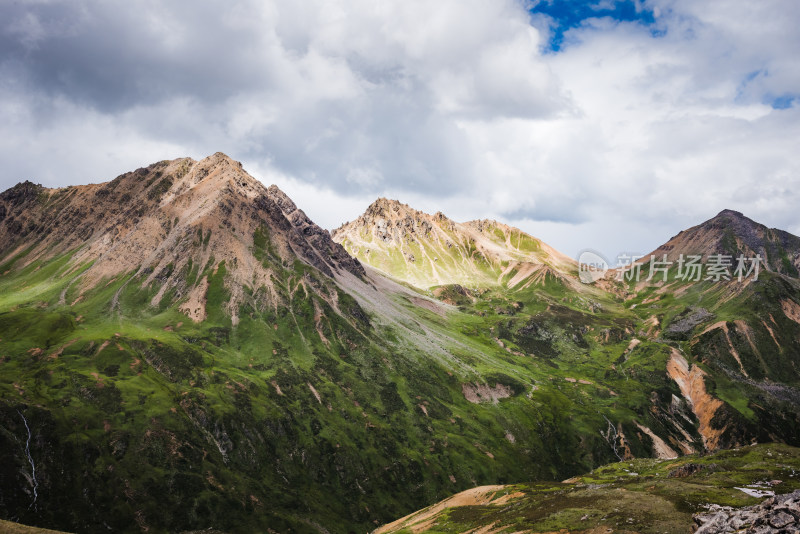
[371,197,405,209]
[707,209,759,229]
[210,151,235,162]
[0,180,44,203]
[347,198,459,230]
[9,180,43,191]
[364,197,409,218]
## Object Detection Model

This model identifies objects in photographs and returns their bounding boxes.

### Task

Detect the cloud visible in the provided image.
[0,0,565,193]
[1,0,799,260]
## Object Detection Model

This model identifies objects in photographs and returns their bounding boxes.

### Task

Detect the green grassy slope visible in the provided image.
[0,246,676,532]
[3,188,800,534]
[0,240,741,532]
[376,443,800,533]
[4,238,800,532]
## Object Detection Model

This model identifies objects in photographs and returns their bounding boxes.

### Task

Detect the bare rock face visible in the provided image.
[667,349,727,452]
[693,490,800,533]
[265,184,365,279]
[461,382,512,404]
[664,308,715,340]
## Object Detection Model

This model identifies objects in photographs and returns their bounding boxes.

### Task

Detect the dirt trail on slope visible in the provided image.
[373,485,520,534]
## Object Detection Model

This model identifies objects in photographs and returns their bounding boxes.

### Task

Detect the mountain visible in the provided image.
[337,200,800,469]
[0,152,364,324]
[1,154,400,532]
[648,209,800,276]
[613,212,800,466]
[0,155,661,533]
[1,158,800,534]
[626,209,800,392]
[332,198,576,290]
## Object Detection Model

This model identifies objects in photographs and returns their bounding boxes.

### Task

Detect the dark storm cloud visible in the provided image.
[254,89,474,195]
[0,1,273,112]
[2,1,556,198]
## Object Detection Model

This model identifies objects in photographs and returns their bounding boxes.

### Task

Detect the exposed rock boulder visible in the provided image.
[693,490,800,533]
[664,307,714,340]
[461,382,512,404]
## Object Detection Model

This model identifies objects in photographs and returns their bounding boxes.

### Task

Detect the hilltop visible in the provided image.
[376,443,800,533]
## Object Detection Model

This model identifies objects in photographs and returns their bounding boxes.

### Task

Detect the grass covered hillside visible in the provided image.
[1,156,799,533]
[376,443,800,533]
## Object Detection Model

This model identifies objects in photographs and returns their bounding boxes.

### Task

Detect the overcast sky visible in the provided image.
[2,0,799,261]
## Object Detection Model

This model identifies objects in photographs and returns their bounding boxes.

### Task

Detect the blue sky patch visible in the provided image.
[529,0,658,51]
[769,95,796,109]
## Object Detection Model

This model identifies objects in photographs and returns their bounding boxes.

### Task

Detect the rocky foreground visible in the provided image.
[695,490,800,533]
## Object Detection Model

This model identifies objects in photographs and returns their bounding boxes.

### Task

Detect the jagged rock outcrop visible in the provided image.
[664,308,715,340]
[694,490,800,533]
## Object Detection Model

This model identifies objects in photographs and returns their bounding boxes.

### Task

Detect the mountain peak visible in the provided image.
[0,180,44,208]
[185,152,243,178]
[363,197,411,218]
[716,208,745,218]
[201,151,241,169]
[179,153,263,200]
[265,184,298,213]
[0,154,365,323]
[649,209,800,276]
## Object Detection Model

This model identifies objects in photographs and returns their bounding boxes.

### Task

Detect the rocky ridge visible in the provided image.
[694,490,800,533]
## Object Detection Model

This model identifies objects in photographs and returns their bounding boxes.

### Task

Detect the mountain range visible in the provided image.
[1,153,799,533]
